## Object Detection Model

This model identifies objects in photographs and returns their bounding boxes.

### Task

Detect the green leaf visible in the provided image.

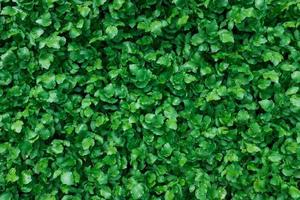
[160,143,173,157]
[100,186,112,199]
[206,90,221,101]
[263,50,283,66]
[21,170,32,185]
[246,143,261,153]
[78,5,90,17]
[69,27,81,38]
[36,13,52,27]
[0,192,12,200]
[1,7,17,16]
[166,118,177,130]
[177,15,189,26]
[82,137,95,150]
[112,0,125,10]
[1,50,16,65]
[150,20,166,35]
[165,191,175,200]
[191,32,205,45]
[258,99,274,112]
[145,113,165,128]
[11,120,24,133]
[255,0,265,9]
[253,179,266,192]
[61,172,74,186]
[50,140,64,154]
[45,35,65,49]
[280,63,296,71]
[163,106,178,119]
[291,71,300,83]
[39,52,54,69]
[290,95,300,108]
[6,168,19,183]
[0,71,12,86]
[286,87,299,95]
[219,30,234,43]
[263,70,280,83]
[37,73,56,89]
[289,186,300,199]
[157,55,171,67]
[105,26,118,38]
[268,152,282,162]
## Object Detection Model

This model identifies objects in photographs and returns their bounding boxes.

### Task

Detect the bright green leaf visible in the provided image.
[11,120,24,133]
[61,172,74,186]
[219,30,234,43]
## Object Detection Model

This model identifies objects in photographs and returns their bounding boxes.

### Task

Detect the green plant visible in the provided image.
[0,0,300,199]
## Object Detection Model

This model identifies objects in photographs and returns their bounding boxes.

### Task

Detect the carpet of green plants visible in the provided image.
[1,0,300,199]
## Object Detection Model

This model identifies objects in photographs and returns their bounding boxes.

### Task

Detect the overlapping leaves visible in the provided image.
[0,0,300,199]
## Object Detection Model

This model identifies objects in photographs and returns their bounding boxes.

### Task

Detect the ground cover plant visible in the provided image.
[0,0,300,199]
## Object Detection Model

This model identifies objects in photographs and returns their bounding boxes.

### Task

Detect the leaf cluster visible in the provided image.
[1,0,300,199]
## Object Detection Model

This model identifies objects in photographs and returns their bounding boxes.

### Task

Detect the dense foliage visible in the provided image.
[1,0,300,199]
